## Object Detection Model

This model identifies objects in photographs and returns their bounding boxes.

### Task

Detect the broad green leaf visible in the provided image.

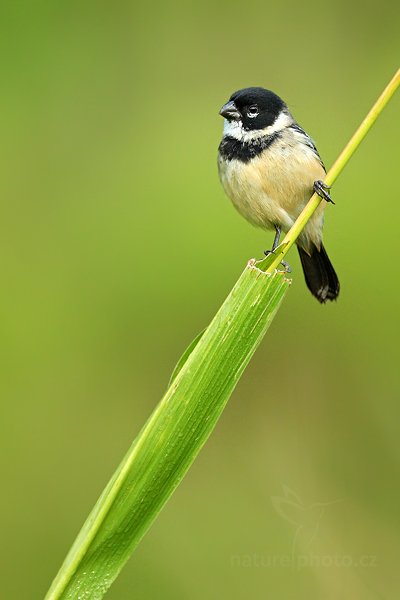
[45,265,290,600]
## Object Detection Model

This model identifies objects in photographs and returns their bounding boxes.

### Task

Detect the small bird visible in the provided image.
[218,87,340,303]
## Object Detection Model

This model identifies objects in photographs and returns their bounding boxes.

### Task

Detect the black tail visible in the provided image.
[297,243,340,303]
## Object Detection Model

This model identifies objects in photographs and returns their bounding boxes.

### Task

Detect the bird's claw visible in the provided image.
[264,249,291,272]
[314,180,335,204]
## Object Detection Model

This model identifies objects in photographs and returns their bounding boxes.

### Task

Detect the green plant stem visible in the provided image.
[45,69,399,600]
[265,68,400,273]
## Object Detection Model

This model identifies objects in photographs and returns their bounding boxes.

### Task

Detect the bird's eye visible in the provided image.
[247,105,259,118]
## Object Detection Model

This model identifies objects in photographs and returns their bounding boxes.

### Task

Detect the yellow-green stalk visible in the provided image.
[263,68,400,273]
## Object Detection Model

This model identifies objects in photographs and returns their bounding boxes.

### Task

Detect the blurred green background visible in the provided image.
[1,1,399,598]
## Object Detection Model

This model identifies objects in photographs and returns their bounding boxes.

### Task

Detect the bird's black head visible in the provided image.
[219,87,287,131]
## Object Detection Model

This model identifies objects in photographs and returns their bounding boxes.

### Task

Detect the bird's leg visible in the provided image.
[271,225,281,252]
[264,226,291,272]
[264,225,281,256]
[314,180,335,204]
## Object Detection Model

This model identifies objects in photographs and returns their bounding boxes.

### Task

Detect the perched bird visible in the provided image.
[218,87,339,303]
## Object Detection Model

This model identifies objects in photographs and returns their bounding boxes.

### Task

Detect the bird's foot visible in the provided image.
[314,180,335,204]
[263,249,291,273]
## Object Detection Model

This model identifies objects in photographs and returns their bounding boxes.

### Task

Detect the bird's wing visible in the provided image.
[289,123,326,172]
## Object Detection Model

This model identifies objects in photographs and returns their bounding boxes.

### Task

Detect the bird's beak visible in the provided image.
[219,100,241,121]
